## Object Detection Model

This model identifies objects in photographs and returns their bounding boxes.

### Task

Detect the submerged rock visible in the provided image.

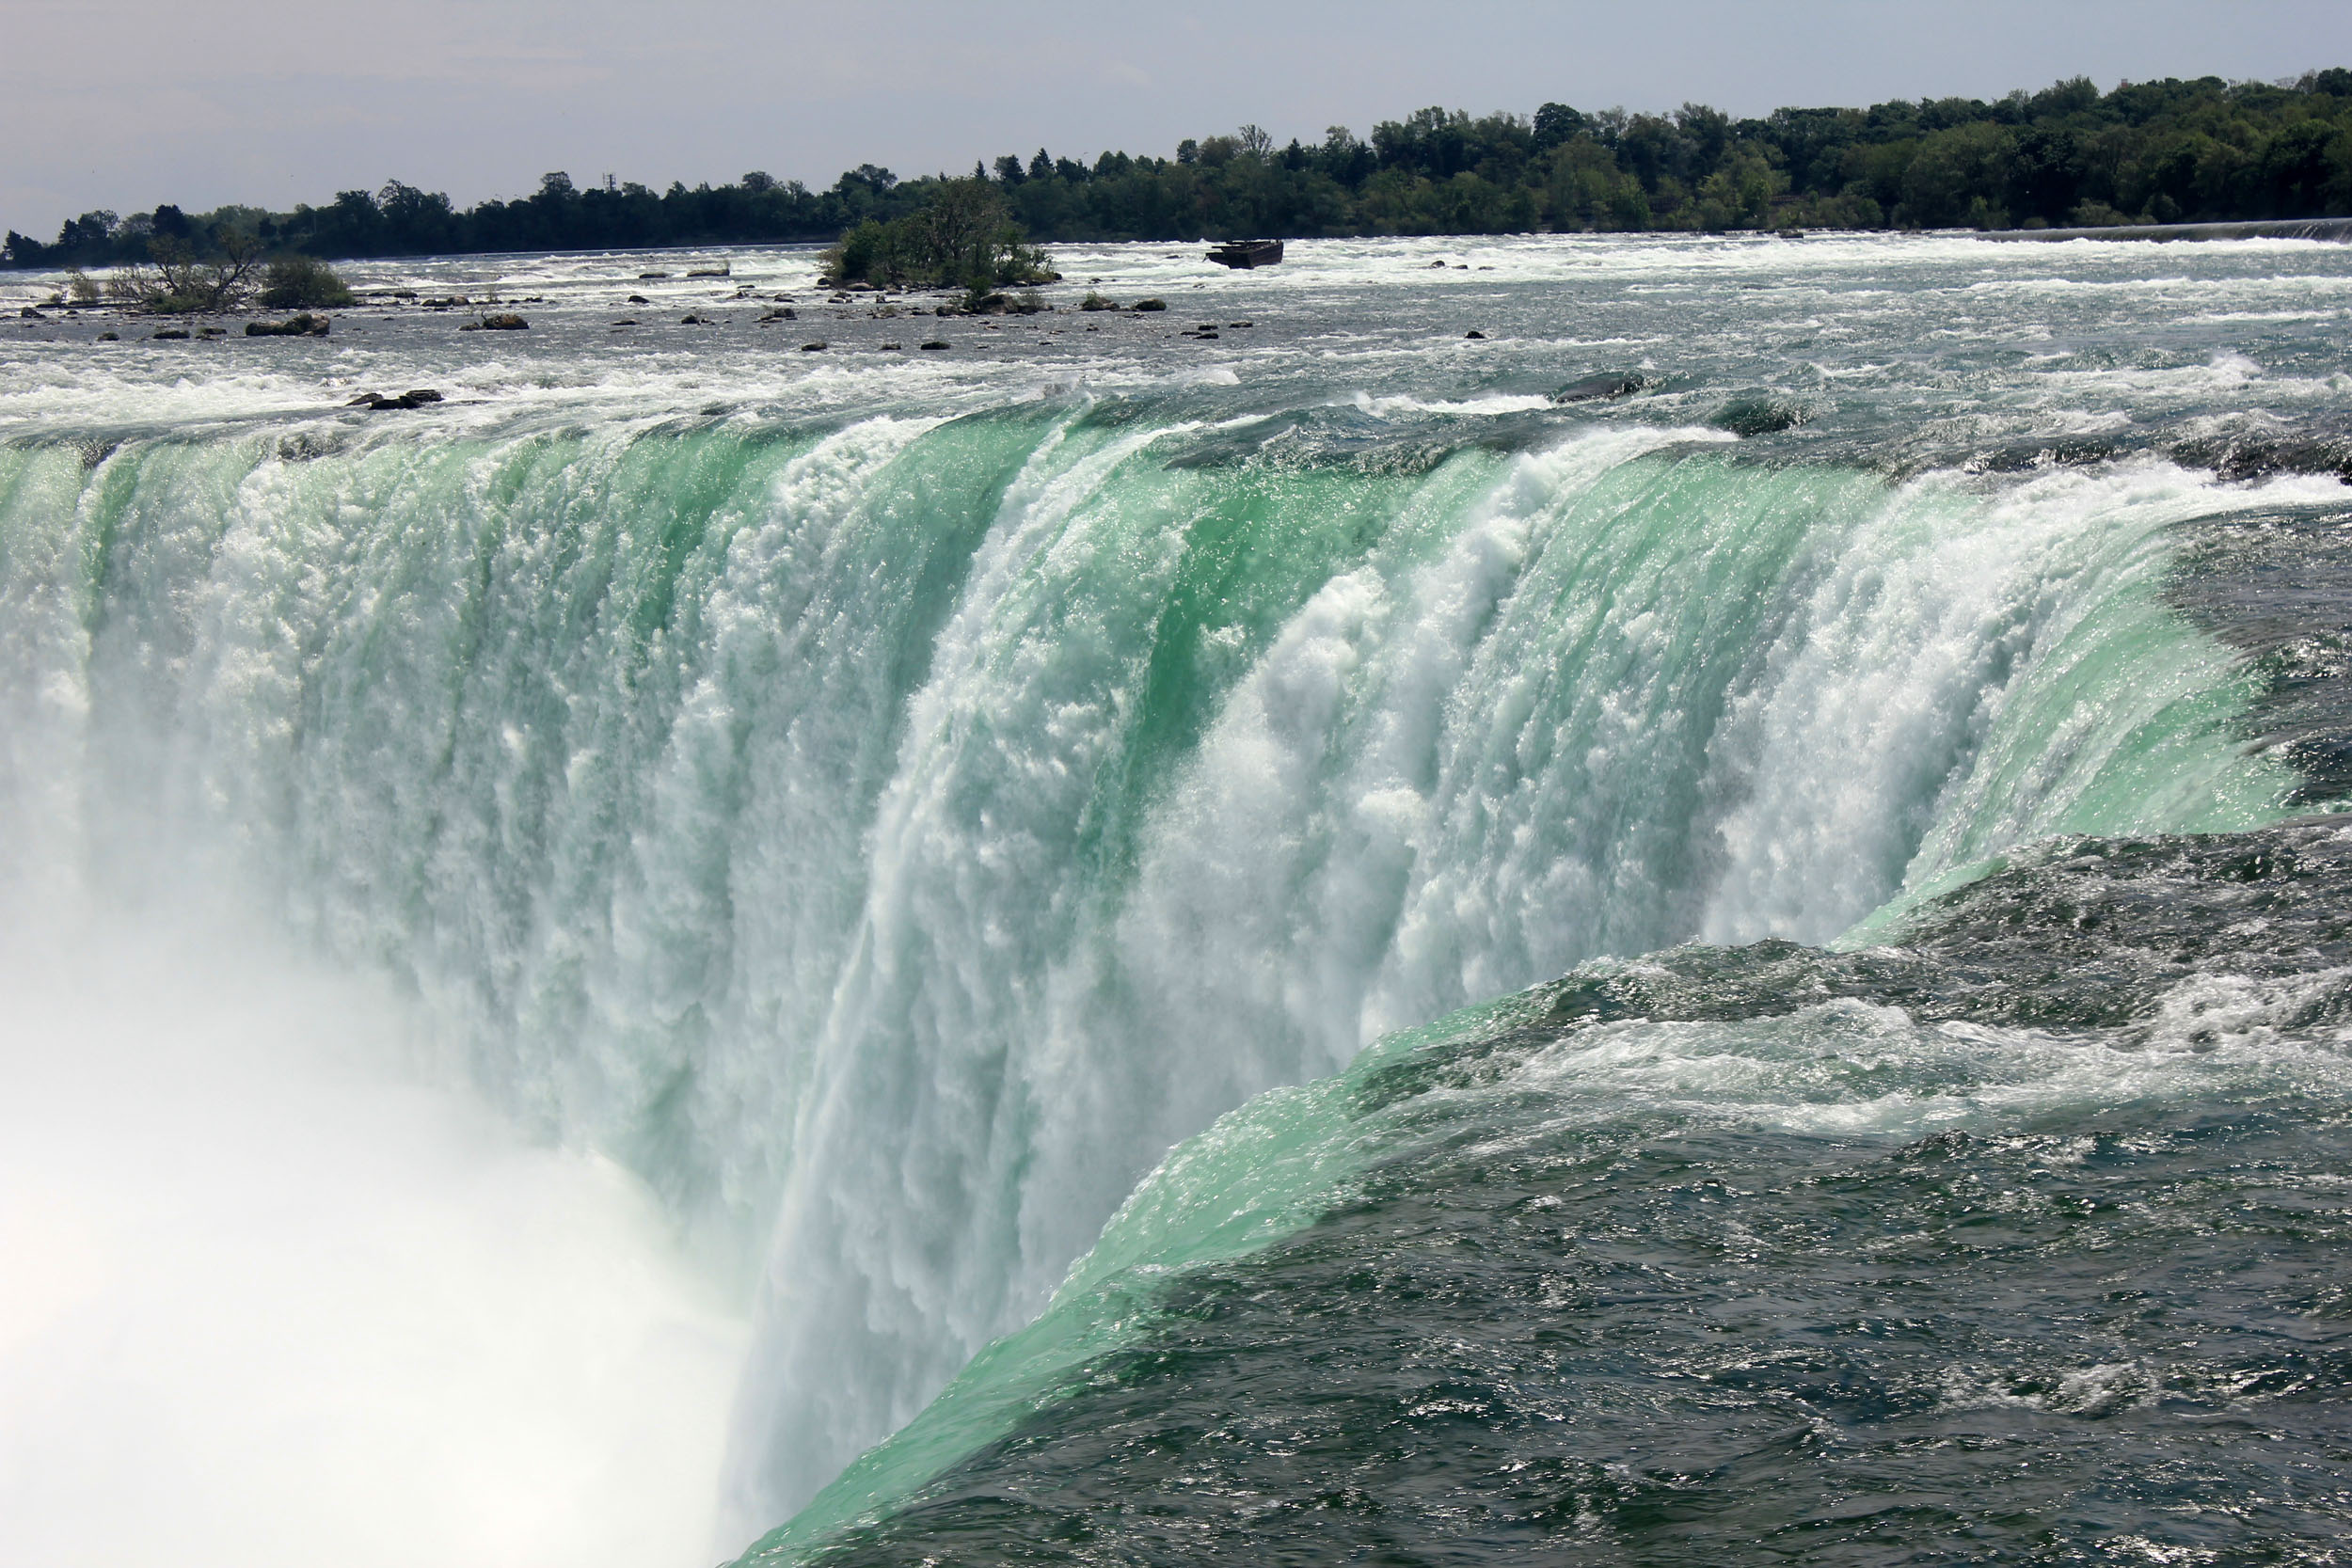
[1710,394,1811,436]
[346,388,444,411]
[1550,372,1652,404]
[246,313,330,337]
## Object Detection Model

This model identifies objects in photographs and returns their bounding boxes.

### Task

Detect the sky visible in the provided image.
[6,0,2351,239]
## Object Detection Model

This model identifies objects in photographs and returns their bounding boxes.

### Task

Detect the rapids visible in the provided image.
[3,230,2350,1564]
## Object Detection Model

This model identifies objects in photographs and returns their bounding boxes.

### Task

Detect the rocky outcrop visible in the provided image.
[1550,372,1653,404]
[246,313,330,337]
[347,388,444,411]
[1709,394,1810,436]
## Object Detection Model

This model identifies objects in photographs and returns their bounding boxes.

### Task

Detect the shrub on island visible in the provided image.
[259,254,356,309]
[107,234,263,314]
[821,178,1058,293]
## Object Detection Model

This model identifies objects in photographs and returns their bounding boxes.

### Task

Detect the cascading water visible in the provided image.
[4,231,2349,1565]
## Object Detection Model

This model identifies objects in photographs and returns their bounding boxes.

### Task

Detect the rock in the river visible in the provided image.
[1550,372,1652,404]
[1709,395,1810,436]
[1133,297,1167,311]
[347,388,443,411]
[246,313,330,337]
[460,313,529,331]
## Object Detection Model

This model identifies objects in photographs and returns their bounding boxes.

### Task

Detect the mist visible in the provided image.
[0,896,749,1568]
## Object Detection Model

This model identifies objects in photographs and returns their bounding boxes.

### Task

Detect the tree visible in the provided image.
[108,230,263,313]
[1534,102,1585,150]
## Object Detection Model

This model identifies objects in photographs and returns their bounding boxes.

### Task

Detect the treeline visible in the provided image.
[8,69,2352,269]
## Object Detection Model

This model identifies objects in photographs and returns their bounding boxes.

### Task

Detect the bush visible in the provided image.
[107,234,263,314]
[259,254,356,309]
[822,179,1058,289]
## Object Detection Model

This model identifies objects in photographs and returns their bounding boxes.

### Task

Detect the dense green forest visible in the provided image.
[8,69,2351,269]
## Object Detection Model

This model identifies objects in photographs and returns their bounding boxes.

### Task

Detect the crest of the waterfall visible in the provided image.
[0,409,2317,1556]
[715,423,2312,1529]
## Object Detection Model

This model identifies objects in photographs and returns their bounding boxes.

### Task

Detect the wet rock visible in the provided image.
[612,318,638,326]
[1465,329,1486,340]
[1551,372,1652,404]
[920,341,950,350]
[639,271,670,279]
[1710,395,1810,436]
[800,341,827,352]
[627,293,650,305]
[461,313,528,331]
[246,313,330,337]
[1133,298,1167,312]
[346,388,443,411]
[96,331,118,341]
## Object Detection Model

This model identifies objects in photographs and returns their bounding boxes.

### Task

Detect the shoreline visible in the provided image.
[1979,215,2352,244]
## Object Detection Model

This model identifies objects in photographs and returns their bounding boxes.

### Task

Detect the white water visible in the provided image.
[4,232,2346,1561]
[0,896,747,1568]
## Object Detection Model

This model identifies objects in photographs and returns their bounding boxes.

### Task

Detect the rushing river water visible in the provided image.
[4,231,2351,1566]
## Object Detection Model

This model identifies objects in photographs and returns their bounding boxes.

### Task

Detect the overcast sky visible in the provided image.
[6,0,2350,238]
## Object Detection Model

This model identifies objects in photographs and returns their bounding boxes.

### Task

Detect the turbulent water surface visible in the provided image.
[3,232,2351,1566]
